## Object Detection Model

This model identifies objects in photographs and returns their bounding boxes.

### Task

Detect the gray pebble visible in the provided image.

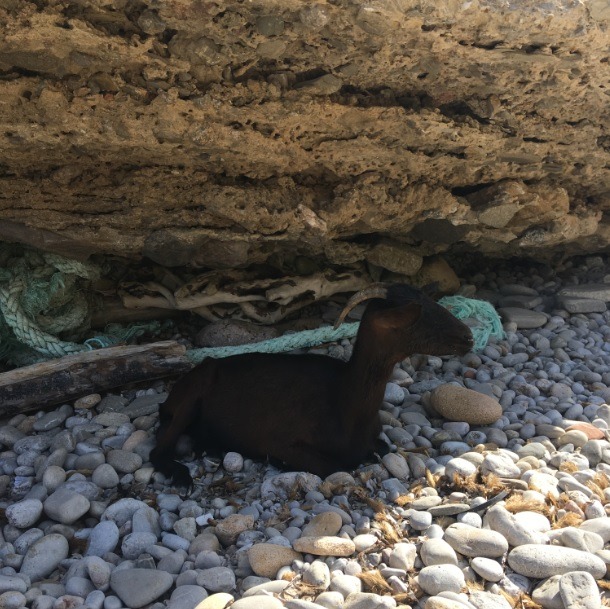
[167,585,208,609]
[106,450,142,474]
[6,499,42,529]
[110,568,173,609]
[418,564,465,595]
[86,521,120,557]
[20,534,69,582]
[420,539,458,567]
[43,489,90,525]
[196,567,236,593]
[508,545,606,579]
[559,571,601,609]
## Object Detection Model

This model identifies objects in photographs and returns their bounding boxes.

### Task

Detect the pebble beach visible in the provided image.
[2,255,610,609]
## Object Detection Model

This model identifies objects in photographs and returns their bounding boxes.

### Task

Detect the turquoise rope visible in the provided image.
[187,323,360,364]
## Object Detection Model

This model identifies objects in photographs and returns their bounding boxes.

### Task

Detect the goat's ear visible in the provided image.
[373,301,422,331]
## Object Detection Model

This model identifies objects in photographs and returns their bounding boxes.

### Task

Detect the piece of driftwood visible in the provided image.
[0,341,192,417]
[90,297,180,327]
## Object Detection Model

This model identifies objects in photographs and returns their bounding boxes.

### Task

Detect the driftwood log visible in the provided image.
[0,341,192,418]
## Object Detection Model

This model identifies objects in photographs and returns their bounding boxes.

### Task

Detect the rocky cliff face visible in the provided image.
[0,0,609,277]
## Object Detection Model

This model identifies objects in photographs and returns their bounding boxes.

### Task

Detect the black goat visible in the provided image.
[150,283,473,487]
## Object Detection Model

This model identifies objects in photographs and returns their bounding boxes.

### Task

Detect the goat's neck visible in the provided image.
[342,334,398,417]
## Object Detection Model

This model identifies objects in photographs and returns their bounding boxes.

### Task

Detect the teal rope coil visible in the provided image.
[0,243,504,366]
[439,295,505,351]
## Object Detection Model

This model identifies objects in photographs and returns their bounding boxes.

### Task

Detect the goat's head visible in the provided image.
[335,283,474,360]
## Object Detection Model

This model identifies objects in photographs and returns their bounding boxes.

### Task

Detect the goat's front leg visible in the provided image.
[150,363,215,490]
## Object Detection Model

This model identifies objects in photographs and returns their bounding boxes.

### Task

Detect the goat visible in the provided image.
[150,283,474,488]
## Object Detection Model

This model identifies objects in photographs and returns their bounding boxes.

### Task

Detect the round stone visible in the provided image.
[86,521,120,557]
[248,544,302,578]
[559,571,601,609]
[302,512,343,537]
[20,534,69,582]
[445,458,477,478]
[430,385,502,425]
[470,557,504,582]
[381,453,410,479]
[420,538,458,567]
[43,489,90,525]
[6,499,43,529]
[92,464,119,489]
[167,586,208,609]
[444,523,508,558]
[418,564,465,595]
[0,591,26,609]
[214,515,254,546]
[106,450,142,474]
[196,568,236,593]
[222,452,243,473]
[110,569,173,608]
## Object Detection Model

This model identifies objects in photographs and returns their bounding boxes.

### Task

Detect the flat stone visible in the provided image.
[33,411,68,431]
[92,464,119,489]
[302,512,343,537]
[86,556,111,591]
[167,585,208,609]
[559,297,607,313]
[86,521,120,557]
[508,545,606,579]
[0,591,26,609]
[532,575,563,609]
[20,534,69,582]
[214,514,254,546]
[418,564,465,595]
[43,489,90,524]
[196,567,236,593]
[110,568,173,608]
[293,536,355,557]
[498,307,548,329]
[121,532,158,560]
[248,544,302,578]
[470,557,504,582]
[559,571,601,609]
[565,422,605,440]
[303,560,331,588]
[558,284,610,301]
[381,453,410,479]
[468,591,512,609]
[106,450,142,474]
[123,393,168,418]
[420,539,458,567]
[0,576,27,595]
[389,543,417,571]
[444,523,508,558]
[6,499,43,528]
[430,385,502,425]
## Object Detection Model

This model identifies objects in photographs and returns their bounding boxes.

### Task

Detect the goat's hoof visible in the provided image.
[168,462,194,495]
[373,439,391,458]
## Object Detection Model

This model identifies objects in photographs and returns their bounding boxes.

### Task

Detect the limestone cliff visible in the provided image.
[0,0,609,276]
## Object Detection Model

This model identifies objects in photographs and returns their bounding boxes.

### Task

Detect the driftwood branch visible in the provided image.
[0,341,192,417]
